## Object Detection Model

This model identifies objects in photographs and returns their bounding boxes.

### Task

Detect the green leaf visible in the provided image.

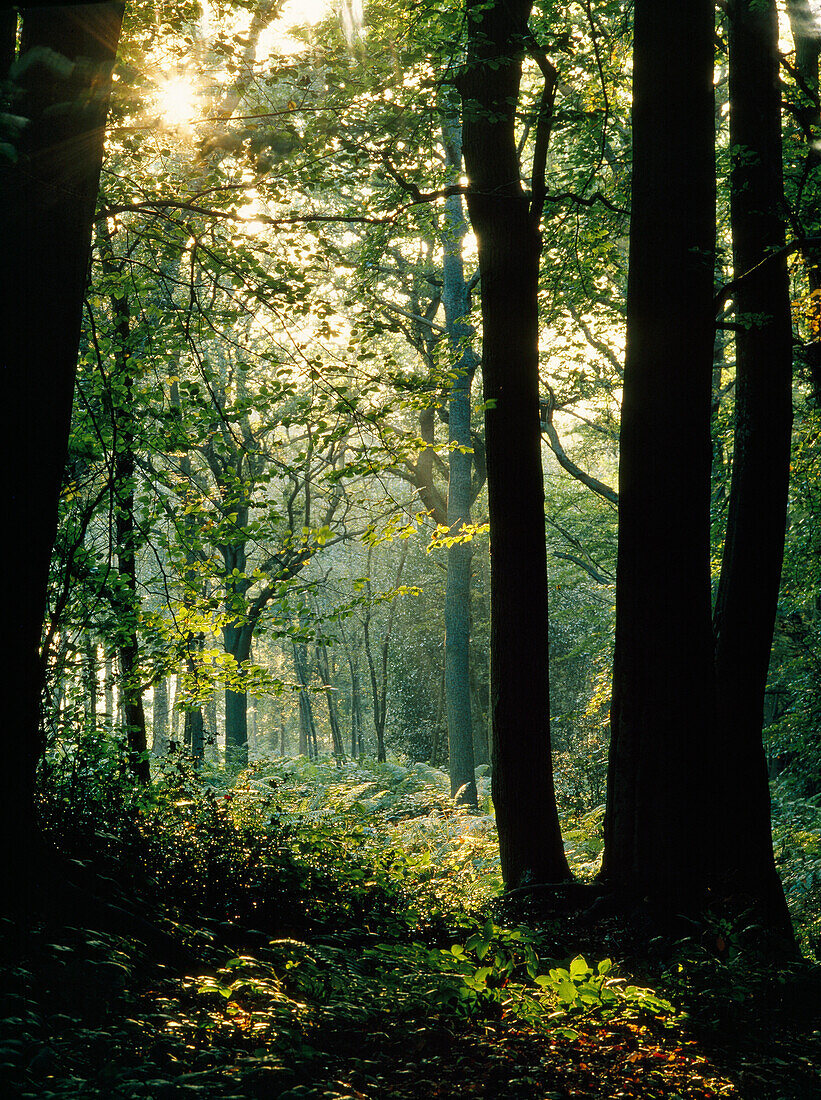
[569,955,590,979]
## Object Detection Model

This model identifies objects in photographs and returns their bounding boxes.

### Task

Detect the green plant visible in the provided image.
[431,918,676,1035]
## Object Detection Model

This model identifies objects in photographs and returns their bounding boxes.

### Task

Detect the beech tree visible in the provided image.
[0,3,125,905]
[602,0,718,902]
[460,0,569,887]
[713,0,794,926]
[604,0,795,934]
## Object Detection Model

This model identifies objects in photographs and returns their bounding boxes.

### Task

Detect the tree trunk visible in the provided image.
[349,665,362,759]
[205,694,219,760]
[712,0,794,932]
[104,652,116,730]
[317,641,346,762]
[293,643,317,758]
[103,241,149,784]
[183,706,205,764]
[0,2,124,909]
[152,676,170,756]
[460,0,569,886]
[441,104,479,810]
[83,634,98,736]
[603,0,718,903]
[363,545,408,765]
[223,619,252,769]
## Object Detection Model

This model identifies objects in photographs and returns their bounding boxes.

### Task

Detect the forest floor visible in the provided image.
[2,755,820,1099]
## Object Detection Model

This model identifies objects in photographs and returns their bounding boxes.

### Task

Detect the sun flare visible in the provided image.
[155,75,199,130]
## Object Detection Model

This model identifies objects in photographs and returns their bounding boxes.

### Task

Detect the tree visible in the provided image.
[440,101,482,809]
[602,0,718,902]
[711,0,794,926]
[0,3,125,906]
[459,0,570,887]
[98,230,151,783]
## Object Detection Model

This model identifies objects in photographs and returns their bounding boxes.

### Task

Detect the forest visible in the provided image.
[1,0,821,1096]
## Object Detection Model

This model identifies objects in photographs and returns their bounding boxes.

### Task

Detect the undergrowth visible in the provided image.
[2,745,817,1097]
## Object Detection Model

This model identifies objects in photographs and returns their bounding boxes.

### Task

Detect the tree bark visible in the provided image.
[102,237,149,784]
[83,634,98,736]
[293,642,317,758]
[224,618,253,769]
[602,0,718,903]
[712,0,794,931]
[0,2,124,905]
[363,544,407,764]
[183,705,205,764]
[317,641,346,762]
[459,0,569,886]
[441,104,480,809]
[152,676,170,756]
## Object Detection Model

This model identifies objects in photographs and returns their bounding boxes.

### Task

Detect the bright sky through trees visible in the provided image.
[154,74,200,130]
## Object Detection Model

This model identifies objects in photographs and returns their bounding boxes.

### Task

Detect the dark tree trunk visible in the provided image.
[223,619,253,769]
[0,10,15,82]
[602,0,718,903]
[0,3,124,905]
[441,104,479,810]
[712,0,794,931]
[460,0,569,886]
[183,706,205,764]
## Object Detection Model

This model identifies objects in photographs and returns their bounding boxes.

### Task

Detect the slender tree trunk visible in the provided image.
[363,616,387,762]
[712,0,794,933]
[205,694,218,760]
[104,652,116,729]
[183,706,205,764]
[83,634,98,736]
[152,676,170,756]
[441,104,480,809]
[0,2,124,908]
[223,619,252,769]
[460,0,569,886]
[293,643,317,758]
[363,545,408,765]
[349,665,362,759]
[103,248,149,784]
[602,0,718,903]
[317,642,346,762]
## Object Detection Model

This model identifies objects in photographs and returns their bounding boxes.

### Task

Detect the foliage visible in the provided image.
[430,918,675,1038]
[771,777,821,962]
[19,748,815,1097]
[36,744,409,938]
